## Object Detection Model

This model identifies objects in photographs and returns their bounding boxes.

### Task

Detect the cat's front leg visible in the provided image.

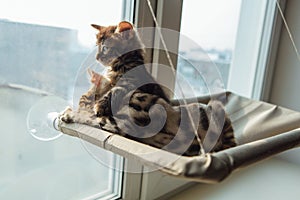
[59,106,76,123]
[59,106,101,127]
[94,92,112,117]
[94,87,127,117]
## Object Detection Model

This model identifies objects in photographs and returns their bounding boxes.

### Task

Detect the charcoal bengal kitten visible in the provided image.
[60,21,236,156]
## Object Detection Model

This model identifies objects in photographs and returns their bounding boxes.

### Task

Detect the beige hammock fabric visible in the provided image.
[58,92,300,183]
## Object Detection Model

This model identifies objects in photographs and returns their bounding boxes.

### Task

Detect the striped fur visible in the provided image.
[60,21,236,156]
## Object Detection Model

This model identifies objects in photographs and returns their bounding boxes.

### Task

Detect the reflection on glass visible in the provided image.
[176,0,241,97]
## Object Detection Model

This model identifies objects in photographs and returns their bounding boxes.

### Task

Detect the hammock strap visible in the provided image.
[276,0,300,64]
[146,0,206,155]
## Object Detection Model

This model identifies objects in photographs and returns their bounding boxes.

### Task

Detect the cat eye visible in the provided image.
[102,45,109,54]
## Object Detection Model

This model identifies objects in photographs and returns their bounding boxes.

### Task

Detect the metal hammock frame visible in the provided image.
[57,92,300,183]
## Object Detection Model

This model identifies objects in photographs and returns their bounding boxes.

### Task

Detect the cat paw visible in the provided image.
[59,106,75,123]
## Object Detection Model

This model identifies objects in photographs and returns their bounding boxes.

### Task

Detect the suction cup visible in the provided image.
[27,95,69,141]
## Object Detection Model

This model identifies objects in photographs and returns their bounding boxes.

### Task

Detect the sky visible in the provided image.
[0,0,241,50]
[0,0,123,46]
[180,0,242,51]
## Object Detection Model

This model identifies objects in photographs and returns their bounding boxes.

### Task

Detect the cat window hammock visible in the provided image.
[56,92,300,183]
[52,0,300,183]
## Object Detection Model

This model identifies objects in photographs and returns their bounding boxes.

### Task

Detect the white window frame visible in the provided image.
[121,1,193,199]
[121,0,286,199]
[228,0,285,101]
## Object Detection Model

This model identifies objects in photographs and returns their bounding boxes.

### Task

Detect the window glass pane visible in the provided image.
[0,0,123,98]
[176,0,241,98]
[0,0,124,199]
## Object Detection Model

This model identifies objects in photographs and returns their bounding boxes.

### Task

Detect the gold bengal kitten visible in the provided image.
[60,21,236,156]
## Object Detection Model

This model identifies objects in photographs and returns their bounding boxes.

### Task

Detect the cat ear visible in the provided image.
[116,21,133,33]
[91,24,103,31]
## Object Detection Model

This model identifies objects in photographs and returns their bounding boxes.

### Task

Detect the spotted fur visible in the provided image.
[60,21,236,156]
